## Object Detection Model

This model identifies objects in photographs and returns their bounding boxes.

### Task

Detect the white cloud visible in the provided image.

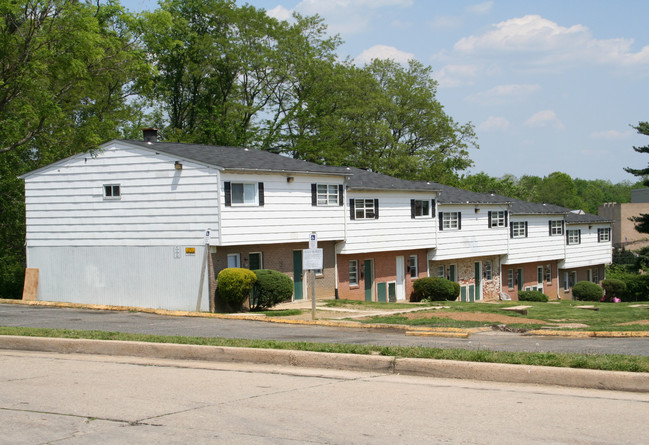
[435,64,478,88]
[390,20,412,30]
[478,116,510,131]
[466,84,540,104]
[355,45,414,64]
[590,129,634,140]
[465,1,493,15]
[524,110,564,129]
[266,5,293,22]
[454,15,649,68]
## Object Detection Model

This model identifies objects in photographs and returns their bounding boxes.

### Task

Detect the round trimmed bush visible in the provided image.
[601,278,626,301]
[451,281,461,299]
[250,269,293,311]
[518,290,549,302]
[412,277,456,302]
[572,281,604,301]
[217,268,257,310]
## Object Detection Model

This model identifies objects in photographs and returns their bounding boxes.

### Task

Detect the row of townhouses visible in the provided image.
[20,133,613,311]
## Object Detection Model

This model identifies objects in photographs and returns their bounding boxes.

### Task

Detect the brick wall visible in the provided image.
[209,241,337,311]
[501,261,559,300]
[338,249,428,301]
[558,265,606,300]
[429,256,501,302]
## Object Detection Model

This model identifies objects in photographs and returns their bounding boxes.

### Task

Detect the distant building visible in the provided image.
[598,189,649,250]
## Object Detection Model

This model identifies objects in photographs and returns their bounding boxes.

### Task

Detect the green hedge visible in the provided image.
[572,281,604,301]
[216,268,257,310]
[601,278,626,301]
[412,277,456,302]
[250,269,293,311]
[518,290,549,302]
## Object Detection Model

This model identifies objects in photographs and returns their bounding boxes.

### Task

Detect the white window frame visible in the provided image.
[442,212,459,230]
[354,199,376,220]
[512,221,526,238]
[598,228,611,242]
[490,211,506,227]
[545,264,552,284]
[550,220,564,236]
[230,182,257,205]
[349,260,359,286]
[567,229,580,245]
[593,267,599,283]
[317,184,339,206]
[484,261,492,280]
[435,265,445,278]
[507,269,514,289]
[103,184,121,200]
[413,200,430,218]
[408,255,418,278]
[227,253,241,268]
[564,271,570,291]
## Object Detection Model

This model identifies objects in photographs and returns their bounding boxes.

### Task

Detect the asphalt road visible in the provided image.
[2,304,649,356]
[4,350,649,444]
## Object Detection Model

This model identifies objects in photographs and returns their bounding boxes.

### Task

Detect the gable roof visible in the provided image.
[508,199,570,215]
[344,167,440,192]
[434,184,512,205]
[565,211,612,224]
[119,139,349,176]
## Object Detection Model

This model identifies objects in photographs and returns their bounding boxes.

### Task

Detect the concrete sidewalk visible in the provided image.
[1,335,648,393]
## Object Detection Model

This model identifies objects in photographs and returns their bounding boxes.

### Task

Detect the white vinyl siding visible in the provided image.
[23,143,219,247]
[503,215,566,265]
[341,191,437,254]
[561,223,612,269]
[220,172,345,246]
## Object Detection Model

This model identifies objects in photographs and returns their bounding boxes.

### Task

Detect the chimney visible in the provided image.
[142,128,158,143]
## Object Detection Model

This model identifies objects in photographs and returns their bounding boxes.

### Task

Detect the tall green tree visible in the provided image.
[0,0,147,297]
[624,122,649,232]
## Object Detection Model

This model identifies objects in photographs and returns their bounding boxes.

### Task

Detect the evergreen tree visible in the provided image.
[624,122,649,232]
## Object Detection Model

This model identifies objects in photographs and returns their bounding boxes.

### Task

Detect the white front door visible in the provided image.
[396,256,406,301]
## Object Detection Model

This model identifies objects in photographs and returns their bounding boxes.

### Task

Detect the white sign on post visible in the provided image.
[302,248,323,270]
[309,232,317,249]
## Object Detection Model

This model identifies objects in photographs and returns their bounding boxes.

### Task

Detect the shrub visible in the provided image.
[572,281,604,301]
[518,290,549,302]
[451,281,461,299]
[250,269,293,311]
[412,277,456,302]
[620,274,649,302]
[216,268,257,310]
[601,279,626,301]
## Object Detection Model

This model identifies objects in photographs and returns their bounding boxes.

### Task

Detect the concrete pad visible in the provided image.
[501,305,531,315]
[576,305,599,311]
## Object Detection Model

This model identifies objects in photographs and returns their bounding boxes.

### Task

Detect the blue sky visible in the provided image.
[124,0,649,183]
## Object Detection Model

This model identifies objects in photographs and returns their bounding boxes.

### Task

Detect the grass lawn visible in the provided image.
[326,300,649,331]
[1,326,648,373]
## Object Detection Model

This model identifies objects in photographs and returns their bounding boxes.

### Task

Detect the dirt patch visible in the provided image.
[400,310,548,325]
[615,320,649,326]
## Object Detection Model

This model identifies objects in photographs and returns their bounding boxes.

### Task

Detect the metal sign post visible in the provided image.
[196,229,211,312]
[303,232,322,320]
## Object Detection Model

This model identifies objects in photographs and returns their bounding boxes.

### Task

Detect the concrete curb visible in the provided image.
[1,335,647,393]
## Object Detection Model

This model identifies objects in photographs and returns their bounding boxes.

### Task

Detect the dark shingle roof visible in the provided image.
[508,199,570,215]
[120,140,349,176]
[434,184,512,205]
[344,167,440,192]
[565,211,612,224]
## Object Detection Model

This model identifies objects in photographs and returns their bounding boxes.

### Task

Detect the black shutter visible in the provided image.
[562,221,565,234]
[505,211,508,227]
[311,184,317,206]
[338,184,344,206]
[510,222,514,238]
[224,181,231,206]
[488,211,492,228]
[439,212,443,230]
[549,220,552,236]
[431,200,436,217]
[458,212,462,230]
[374,199,379,219]
[411,199,416,219]
[578,229,581,244]
[566,230,569,245]
[350,199,355,220]
[258,182,264,206]
[525,221,528,237]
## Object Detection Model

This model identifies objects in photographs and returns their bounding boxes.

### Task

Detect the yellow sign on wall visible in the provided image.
[185,247,196,256]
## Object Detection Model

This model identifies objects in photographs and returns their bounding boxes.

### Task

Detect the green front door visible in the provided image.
[364,260,373,302]
[249,253,261,270]
[449,264,456,282]
[377,282,387,303]
[293,250,303,300]
[517,268,524,291]
[474,262,481,301]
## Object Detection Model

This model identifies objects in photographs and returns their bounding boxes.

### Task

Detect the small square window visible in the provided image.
[511,221,527,238]
[231,183,256,205]
[103,184,121,199]
[598,228,611,242]
[550,220,563,236]
[567,230,581,245]
[317,184,339,206]
[442,212,459,229]
[413,200,430,217]
[490,211,506,227]
[355,199,376,220]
